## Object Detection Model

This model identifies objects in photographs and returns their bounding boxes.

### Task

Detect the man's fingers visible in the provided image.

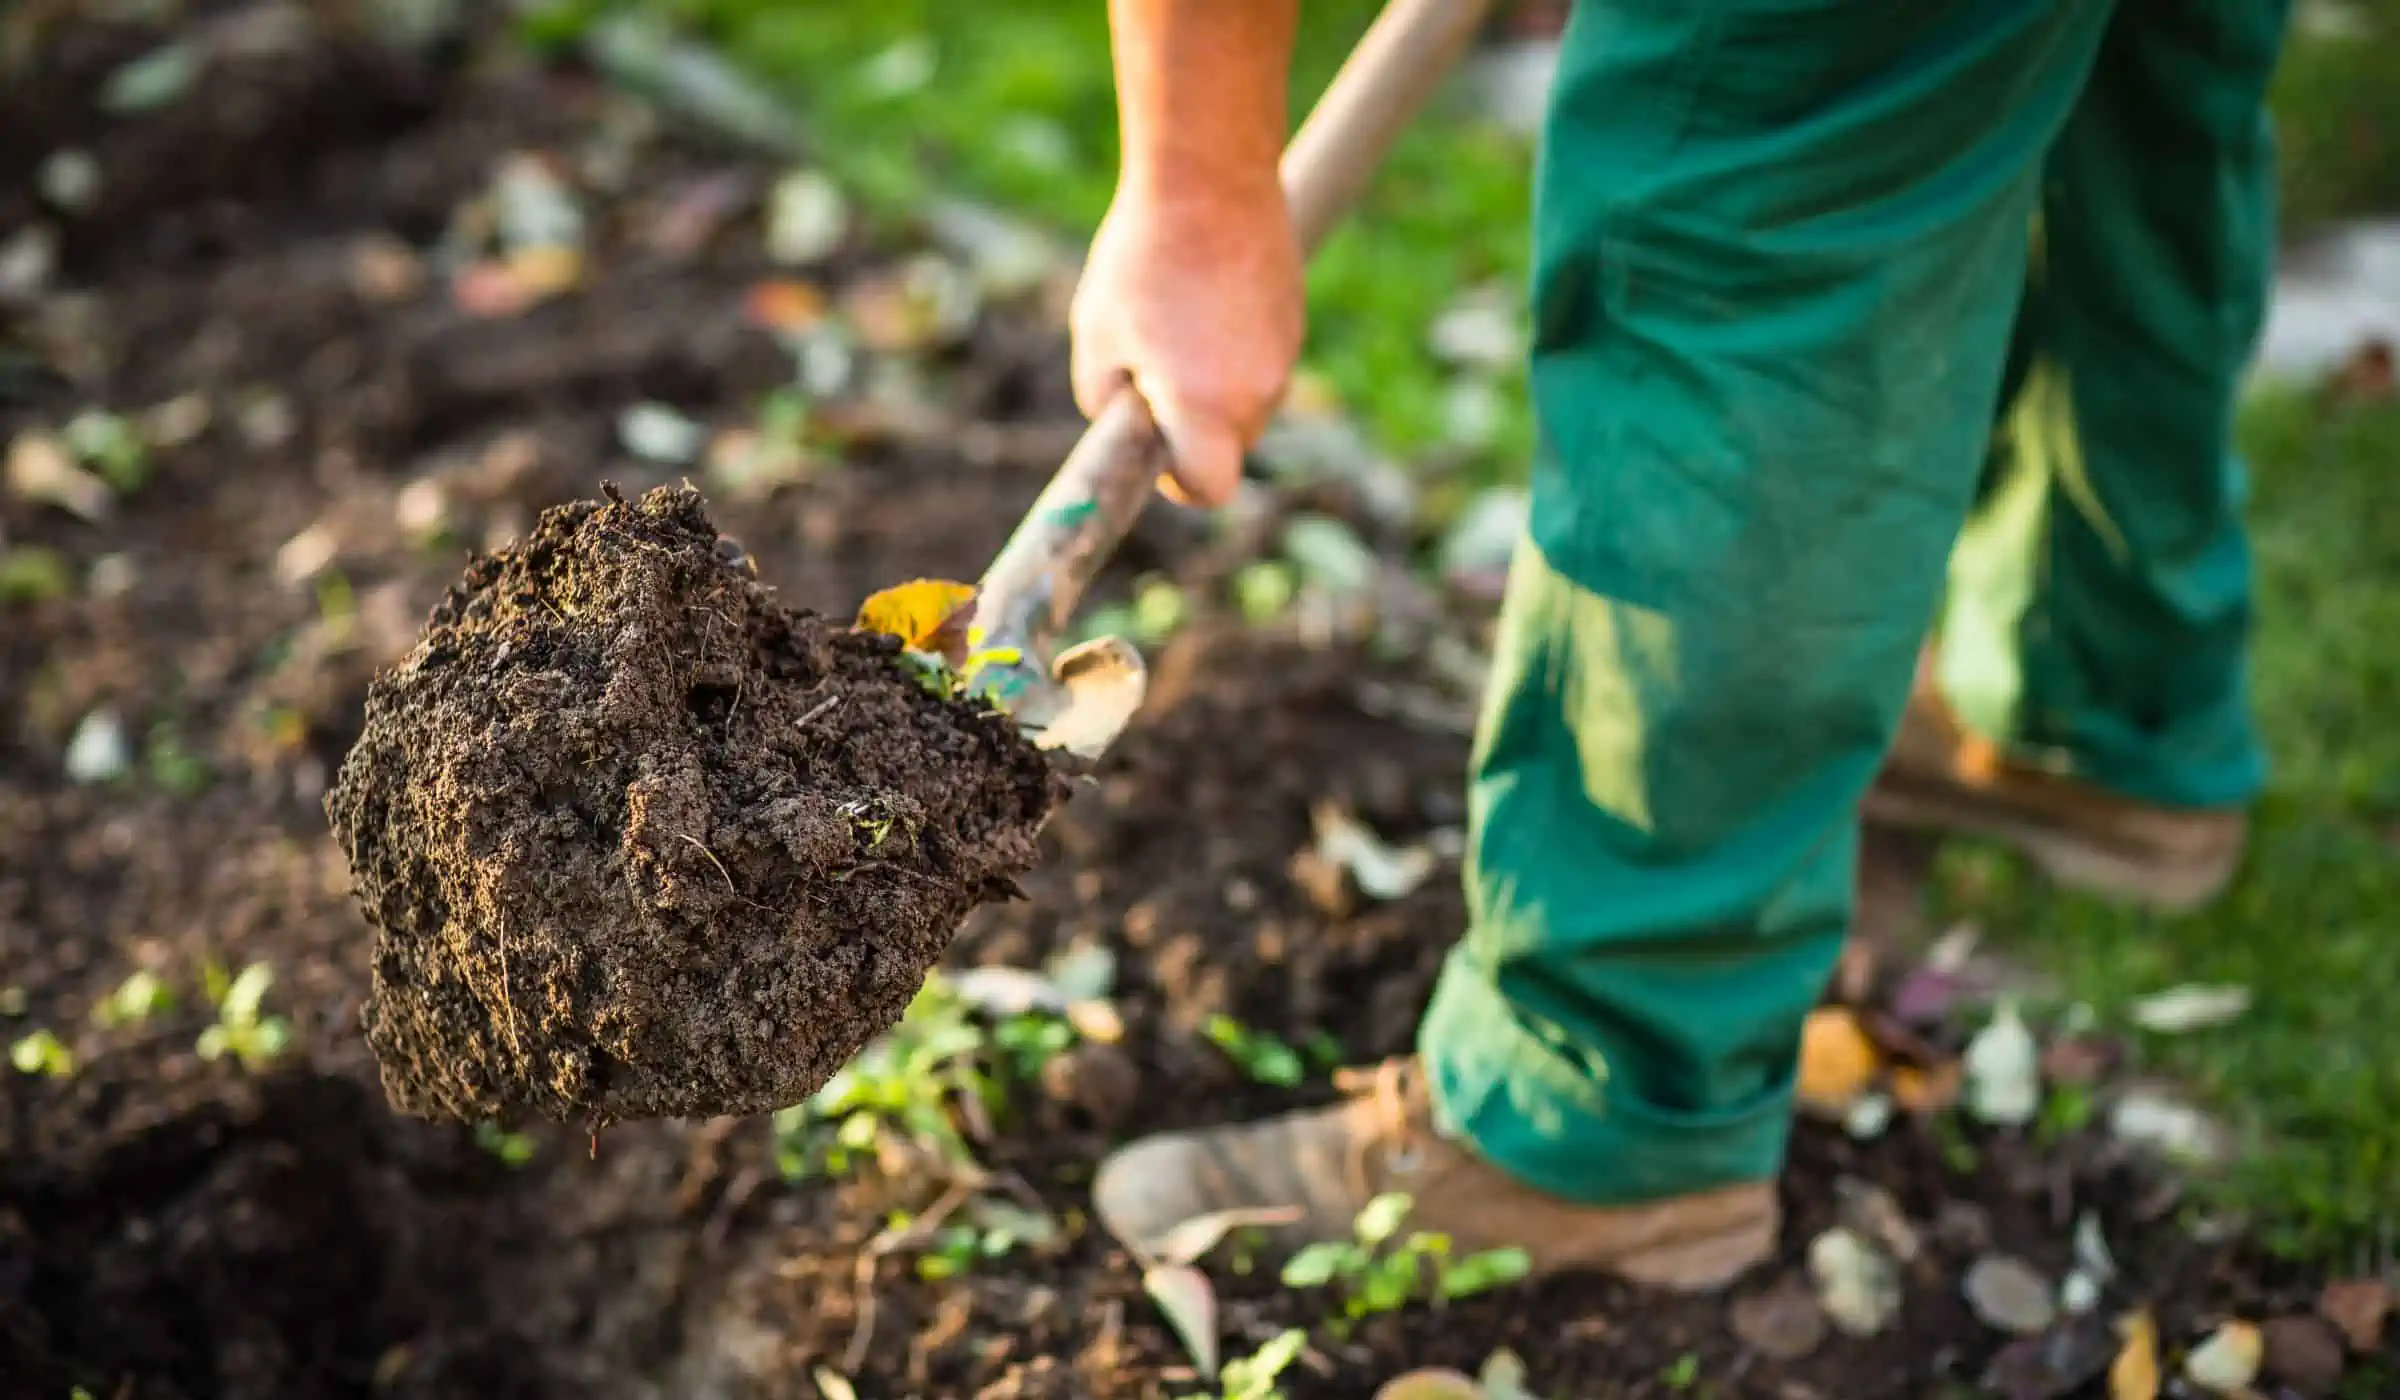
[1146,392,1244,509]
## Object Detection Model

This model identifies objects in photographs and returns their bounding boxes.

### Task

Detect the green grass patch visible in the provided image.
[1932,387,2400,1263]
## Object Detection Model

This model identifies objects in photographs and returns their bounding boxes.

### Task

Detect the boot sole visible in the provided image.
[1612,1214,1779,1293]
[1861,776,2241,915]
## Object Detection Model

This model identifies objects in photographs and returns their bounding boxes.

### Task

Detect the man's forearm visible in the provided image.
[1107,0,1299,203]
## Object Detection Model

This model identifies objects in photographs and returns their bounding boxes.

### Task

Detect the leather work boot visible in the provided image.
[1862,669,2247,913]
[1091,1057,1778,1293]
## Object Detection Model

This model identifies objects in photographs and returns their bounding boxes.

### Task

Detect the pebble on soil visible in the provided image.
[323,484,1069,1127]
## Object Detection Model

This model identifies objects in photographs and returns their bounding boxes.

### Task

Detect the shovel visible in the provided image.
[964,0,1503,757]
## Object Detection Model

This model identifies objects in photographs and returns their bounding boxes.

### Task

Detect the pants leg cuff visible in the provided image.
[1417,948,1793,1208]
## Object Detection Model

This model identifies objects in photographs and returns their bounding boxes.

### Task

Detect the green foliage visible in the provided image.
[9,1028,75,1078]
[1202,1014,1304,1088]
[92,969,175,1027]
[1218,1329,1308,1400]
[196,960,292,1072]
[476,1121,538,1167]
[0,547,73,605]
[1279,1192,1531,1334]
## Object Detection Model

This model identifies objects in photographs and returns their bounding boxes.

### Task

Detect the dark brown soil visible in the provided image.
[325,484,1065,1127]
[0,10,2379,1400]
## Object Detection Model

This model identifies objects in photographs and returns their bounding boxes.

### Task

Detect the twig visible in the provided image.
[843,1179,979,1372]
[795,693,843,730]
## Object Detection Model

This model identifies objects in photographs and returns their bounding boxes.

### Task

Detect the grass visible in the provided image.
[1930,385,2400,1264]
[522,1,2400,1265]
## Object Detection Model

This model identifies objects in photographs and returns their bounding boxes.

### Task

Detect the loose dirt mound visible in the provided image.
[325,485,1067,1126]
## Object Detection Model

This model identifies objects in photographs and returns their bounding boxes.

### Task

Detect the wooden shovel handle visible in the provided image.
[972,0,1503,665]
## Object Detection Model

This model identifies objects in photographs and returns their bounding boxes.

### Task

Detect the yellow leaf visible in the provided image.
[1891,1060,1963,1113]
[1797,1007,1880,1118]
[2110,1308,2159,1400]
[854,578,977,660]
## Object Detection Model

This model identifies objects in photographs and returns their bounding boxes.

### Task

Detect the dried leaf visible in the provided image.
[2109,1310,2159,1400]
[2128,984,2251,1034]
[1310,802,1438,901]
[617,402,706,465]
[1966,1255,2059,1336]
[1142,1263,1218,1380]
[2107,1087,2231,1167]
[1834,1177,1923,1265]
[2184,1320,2263,1395]
[2318,1277,2389,1353]
[1477,1349,1535,1400]
[1373,1370,1485,1400]
[1149,1206,1304,1268]
[8,433,110,521]
[853,579,978,656]
[1964,1000,2041,1127]
[743,277,828,333]
[1797,1007,1880,1118]
[766,169,849,265]
[1807,1227,1900,1338]
[1891,1061,1962,1113]
[812,1367,859,1400]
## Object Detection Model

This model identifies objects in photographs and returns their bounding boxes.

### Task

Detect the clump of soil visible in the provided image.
[325,484,1068,1127]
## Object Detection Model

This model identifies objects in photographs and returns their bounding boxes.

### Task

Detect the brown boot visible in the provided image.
[1090,1057,1777,1293]
[1863,670,2247,913]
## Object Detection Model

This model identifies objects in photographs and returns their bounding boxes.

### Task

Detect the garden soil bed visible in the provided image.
[0,10,2354,1400]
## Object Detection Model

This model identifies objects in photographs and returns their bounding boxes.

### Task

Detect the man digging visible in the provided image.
[1078,0,2280,1290]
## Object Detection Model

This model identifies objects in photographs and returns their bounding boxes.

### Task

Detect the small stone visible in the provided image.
[1965,1255,2058,1336]
[2318,1277,2389,1353]
[2260,1315,2345,1396]
[65,708,130,784]
[1807,1227,1900,1338]
[1040,1041,1140,1130]
[1730,1274,1827,1360]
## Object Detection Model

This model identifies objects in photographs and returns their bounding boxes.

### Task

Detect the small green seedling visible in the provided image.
[773,976,1007,1183]
[196,960,292,1071]
[93,968,175,1027]
[1661,1351,1700,1393]
[10,1029,75,1079]
[1217,1328,1306,1400]
[1203,1014,1304,1088]
[145,722,212,797]
[62,408,149,493]
[476,1121,537,1167]
[1280,1192,1531,1333]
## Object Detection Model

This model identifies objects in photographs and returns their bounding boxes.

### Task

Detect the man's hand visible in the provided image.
[1075,0,1303,510]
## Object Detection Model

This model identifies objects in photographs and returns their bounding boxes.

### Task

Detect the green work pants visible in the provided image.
[1420,0,2284,1205]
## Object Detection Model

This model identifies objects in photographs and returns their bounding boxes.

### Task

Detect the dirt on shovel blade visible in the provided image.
[323,484,1068,1127]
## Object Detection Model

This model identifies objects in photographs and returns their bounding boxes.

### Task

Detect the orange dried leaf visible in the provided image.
[2110,1308,2159,1400]
[1891,1060,1963,1113]
[1797,1007,1880,1117]
[743,277,828,333]
[854,578,977,658]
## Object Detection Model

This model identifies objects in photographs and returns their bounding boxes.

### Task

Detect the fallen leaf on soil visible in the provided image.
[1373,1369,1486,1400]
[2183,1319,2263,1395]
[2128,983,2251,1034]
[1834,1176,1923,1265]
[2317,1277,2389,1352]
[1477,1349,1536,1400]
[1729,1273,1827,1360]
[1984,1314,2121,1400]
[743,278,828,333]
[617,402,706,465]
[2109,1309,2159,1400]
[766,169,849,266]
[1147,1206,1305,1268]
[1797,1007,1881,1118]
[1966,1255,2060,1336]
[7,433,110,521]
[1807,1227,1901,1338]
[853,578,978,657]
[1309,801,1438,901]
[2107,1087,2230,1167]
[1142,1263,1218,1380]
[1964,999,2041,1127]
[2260,1314,2345,1396]
[1891,1060,1963,1113]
